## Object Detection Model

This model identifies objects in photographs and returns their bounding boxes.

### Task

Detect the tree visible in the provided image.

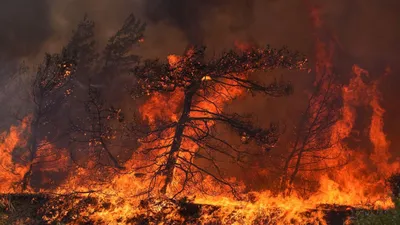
[130,46,307,196]
[279,71,344,195]
[69,86,126,170]
[68,14,145,173]
[21,17,96,190]
[15,12,145,190]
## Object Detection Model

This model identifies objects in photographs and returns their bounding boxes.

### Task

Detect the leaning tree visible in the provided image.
[21,13,145,189]
[21,17,96,189]
[68,14,145,173]
[130,45,307,196]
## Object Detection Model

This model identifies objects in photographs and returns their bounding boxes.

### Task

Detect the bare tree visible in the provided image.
[69,86,126,170]
[130,46,307,196]
[68,14,145,172]
[279,71,344,195]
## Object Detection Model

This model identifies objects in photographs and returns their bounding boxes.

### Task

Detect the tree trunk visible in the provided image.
[160,82,199,195]
[21,118,40,191]
[100,140,125,170]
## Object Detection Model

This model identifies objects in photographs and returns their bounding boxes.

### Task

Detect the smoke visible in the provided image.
[0,0,52,90]
[1,0,399,67]
[0,0,52,62]
[143,0,255,44]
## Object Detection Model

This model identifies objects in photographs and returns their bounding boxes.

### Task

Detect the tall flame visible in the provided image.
[0,117,30,192]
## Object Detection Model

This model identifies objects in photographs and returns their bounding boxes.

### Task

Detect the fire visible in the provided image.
[140,91,183,123]
[0,4,398,224]
[0,117,30,193]
[2,46,398,225]
[307,64,398,209]
[136,49,248,195]
[290,2,399,210]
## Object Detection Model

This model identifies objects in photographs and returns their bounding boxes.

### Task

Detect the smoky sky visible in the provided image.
[0,0,52,61]
[1,0,399,64]
[143,0,255,44]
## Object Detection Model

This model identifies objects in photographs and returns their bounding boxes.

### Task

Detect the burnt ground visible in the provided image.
[0,193,377,225]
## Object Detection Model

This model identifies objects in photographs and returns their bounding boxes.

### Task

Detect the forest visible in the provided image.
[0,1,400,224]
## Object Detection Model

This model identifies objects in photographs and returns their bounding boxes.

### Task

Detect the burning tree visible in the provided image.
[279,71,344,195]
[68,14,144,173]
[21,17,96,190]
[21,13,144,189]
[69,86,126,171]
[130,46,307,196]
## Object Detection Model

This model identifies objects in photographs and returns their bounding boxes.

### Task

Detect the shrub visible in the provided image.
[351,173,400,224]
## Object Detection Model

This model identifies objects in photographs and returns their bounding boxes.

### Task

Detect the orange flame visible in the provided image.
[0,5,397,222]
[0,117,30,193]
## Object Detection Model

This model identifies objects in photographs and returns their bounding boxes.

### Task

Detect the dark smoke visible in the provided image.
[144,0,255,44]
[0,1,51,130]
[0,0,52,61]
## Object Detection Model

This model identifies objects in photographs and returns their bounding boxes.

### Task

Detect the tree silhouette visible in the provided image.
[69,86,126,170]
[21,17,96,189]
[22,14,145,189]
[130,46,307,196]
[68,14,145,173]
[279,71,344,195]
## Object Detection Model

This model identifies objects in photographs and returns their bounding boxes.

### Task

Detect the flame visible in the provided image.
[308,64,398,209]
[2,51,397,225]
[136,50,248,195]
[288,2,399,210]
[201,75,212,81]
[46,46,397,223]
[0,5,398,224]
[0,117,30,193]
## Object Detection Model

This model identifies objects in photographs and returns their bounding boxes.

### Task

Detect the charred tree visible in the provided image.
[68,14,145,172]
[69,86,126,170]
[20,14,144,189]
[130,46,308,196]
[279,72,344,195]
[21,17,96,190]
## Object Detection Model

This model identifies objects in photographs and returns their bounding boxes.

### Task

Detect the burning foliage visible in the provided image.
[0,193,363,224]
[129,44,307,196]
[21,16,96,190]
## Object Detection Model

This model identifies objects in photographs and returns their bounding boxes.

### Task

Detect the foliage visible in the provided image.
[351,201,400,225]
[351,174,400,224]
[21,18,92,189]
[388,173,400,200]
[20,14,145,188]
